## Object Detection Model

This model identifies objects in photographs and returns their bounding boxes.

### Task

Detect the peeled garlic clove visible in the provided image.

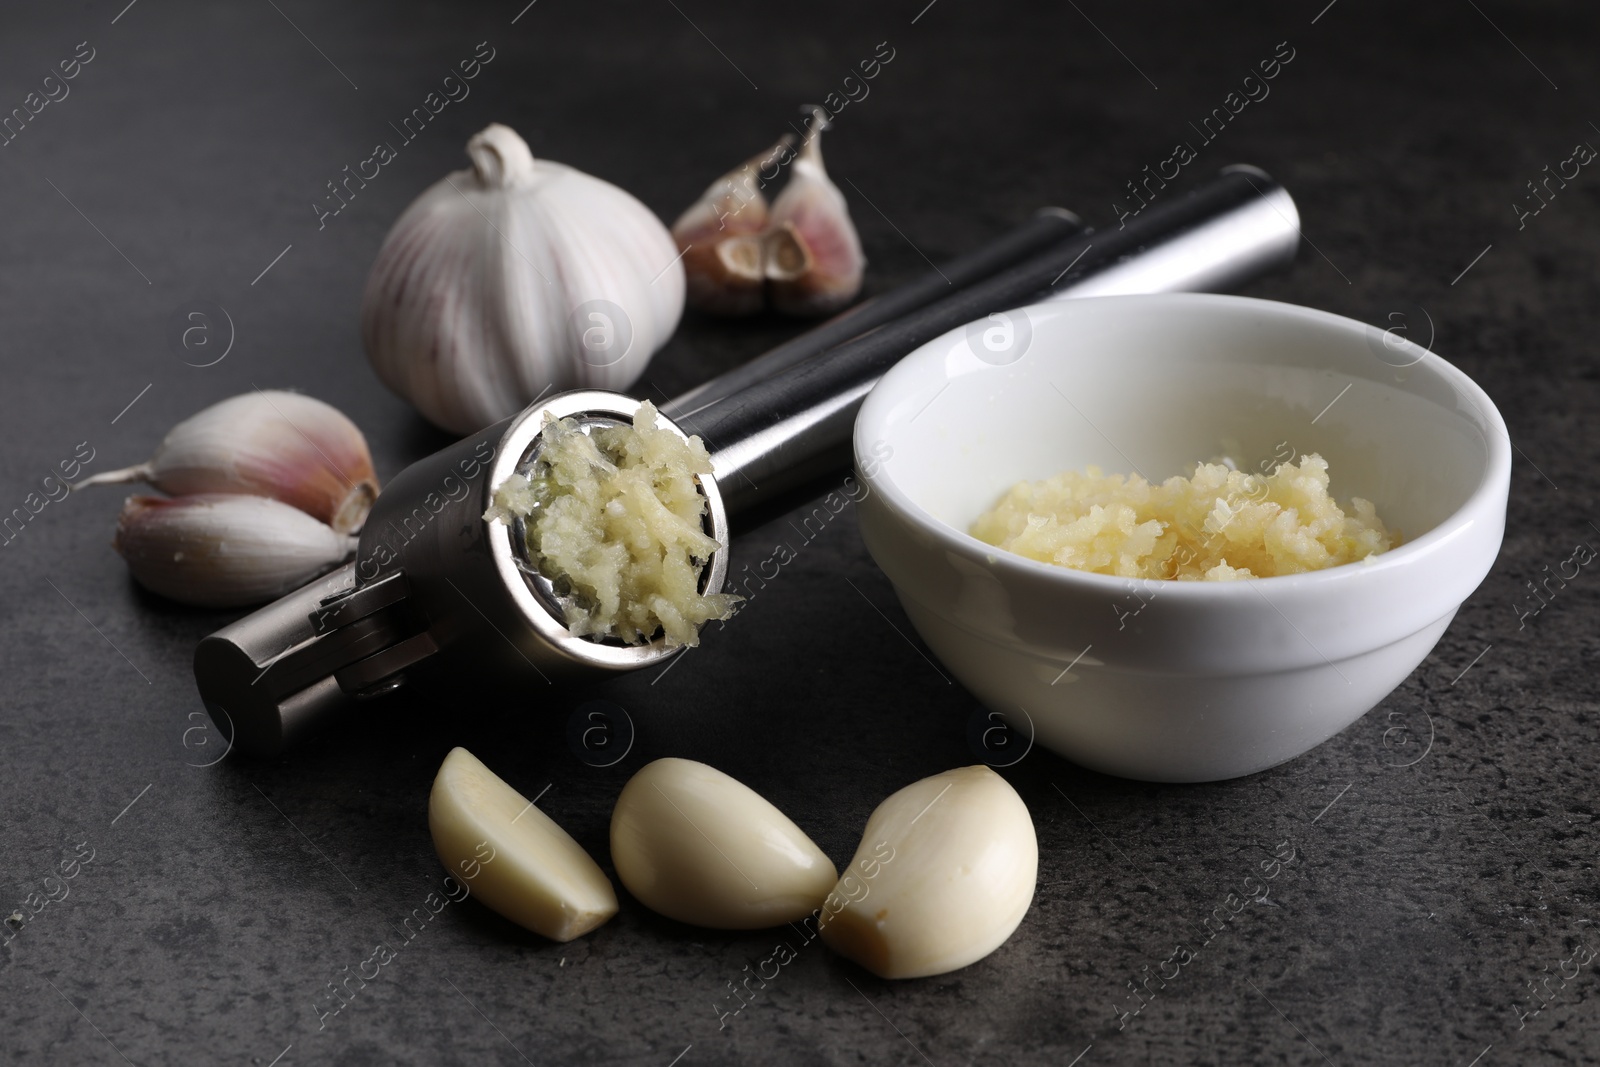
[429,747,617,942]
[820,765,1037,979]
[610,758,836,929]
[764,119,865,317]
[362,122,686,435]
[74,391,378,534]
[113,494,357,608]
[672,136,792,316]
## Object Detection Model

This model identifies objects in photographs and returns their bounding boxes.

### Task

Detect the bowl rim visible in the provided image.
[855,292,1512,600]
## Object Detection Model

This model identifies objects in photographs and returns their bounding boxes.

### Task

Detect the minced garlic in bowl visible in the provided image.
[485,401,739,645]
[970,452,1394,580]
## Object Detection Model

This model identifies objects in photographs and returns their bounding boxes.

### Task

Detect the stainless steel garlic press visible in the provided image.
[195,167,1301,755]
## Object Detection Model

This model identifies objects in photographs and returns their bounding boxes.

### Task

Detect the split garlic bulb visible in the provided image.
[362,123,686,435]
[671,136,792,315]
[114,494,357,608]
[672,115,864,318]
[75,391,377,534]
[75,390,378,534]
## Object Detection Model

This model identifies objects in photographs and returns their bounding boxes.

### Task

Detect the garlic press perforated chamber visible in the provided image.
[193,167,1302,756]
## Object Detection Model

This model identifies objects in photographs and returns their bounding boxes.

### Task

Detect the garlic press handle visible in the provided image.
[688,165,1302,514]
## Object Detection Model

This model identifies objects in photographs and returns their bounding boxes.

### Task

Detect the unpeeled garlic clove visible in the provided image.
[74,391,379,534]
[764,117,865,317]
[672,136,793,315]
[819,765,1037,979]
[610,758,836,929]
[429,747,617,942]
[113,494,357,608]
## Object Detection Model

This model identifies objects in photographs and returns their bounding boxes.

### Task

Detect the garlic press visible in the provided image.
[195,167,1301,755]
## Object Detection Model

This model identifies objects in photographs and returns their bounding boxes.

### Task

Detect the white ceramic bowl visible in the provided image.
[854,293,1509,782]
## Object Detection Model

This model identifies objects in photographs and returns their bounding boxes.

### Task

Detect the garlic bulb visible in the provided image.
[819,766,1037,979]
[74,391,378,535]
[764,120,865,316]
[114,494,357,608]
[672,136,792,315]
[610,758,836,929]
[429,747,618,942]
[362,123,686,435]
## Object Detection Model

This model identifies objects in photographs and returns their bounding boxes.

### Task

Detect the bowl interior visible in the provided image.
[869,295,1501,553]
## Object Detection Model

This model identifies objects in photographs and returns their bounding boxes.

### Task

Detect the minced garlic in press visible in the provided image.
[486,402,739,645]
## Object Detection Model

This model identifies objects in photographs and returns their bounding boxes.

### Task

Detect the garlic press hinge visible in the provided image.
[305,569,440,698]
[311,570,412,634]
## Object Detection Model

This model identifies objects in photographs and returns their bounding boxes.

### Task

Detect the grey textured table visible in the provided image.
[2,2,1597,1064]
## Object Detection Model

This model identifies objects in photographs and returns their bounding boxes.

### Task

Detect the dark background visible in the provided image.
[2,1,1597,1064]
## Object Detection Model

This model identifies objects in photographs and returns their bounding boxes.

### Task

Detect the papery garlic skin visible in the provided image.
[74,391,378,534]
[819,765,1037,979]
[113,494,357,608]
[672,136,791,316]
[429,747,618,943]
[610,758,837,929]
[362,122,686,435]
[764,122,865,317]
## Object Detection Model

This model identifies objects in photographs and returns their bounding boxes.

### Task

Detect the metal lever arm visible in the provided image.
[685,166,1300,513]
